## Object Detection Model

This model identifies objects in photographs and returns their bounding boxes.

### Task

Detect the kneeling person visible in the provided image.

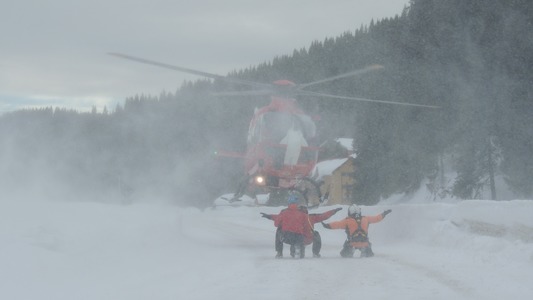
[261,198,341,258]
[322,204,391,258]
[266,194,309,258]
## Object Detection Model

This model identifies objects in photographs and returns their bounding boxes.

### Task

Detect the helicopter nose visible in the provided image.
[254,175,265,185]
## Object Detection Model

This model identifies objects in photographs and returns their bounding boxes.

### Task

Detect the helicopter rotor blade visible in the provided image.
[108,52,272,90]
[298,90,441,108]
[109,53,438,108]
[212,90,274,97]
[297,65,385,90]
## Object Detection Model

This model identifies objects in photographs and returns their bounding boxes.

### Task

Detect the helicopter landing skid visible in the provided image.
[220,196,242,203]
[264,177,322,208]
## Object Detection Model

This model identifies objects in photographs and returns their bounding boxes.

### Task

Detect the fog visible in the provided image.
[0,108,181,204]
[1,0,532,207]
[1,1,532,297]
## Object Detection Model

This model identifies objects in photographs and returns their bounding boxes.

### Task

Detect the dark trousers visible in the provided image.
[275,228,322,256]
[312,230,321,255]
[340,240,374,258]
[275,228,304,256]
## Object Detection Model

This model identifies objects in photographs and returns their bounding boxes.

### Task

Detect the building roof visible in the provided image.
[312,157,352,181]
[336,138,354,152]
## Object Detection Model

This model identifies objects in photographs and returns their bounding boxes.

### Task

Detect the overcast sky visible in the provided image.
[1,0,409,113]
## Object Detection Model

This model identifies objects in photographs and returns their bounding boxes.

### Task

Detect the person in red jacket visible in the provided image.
[261,193,309,258]
[322,204,391,258]
[261,195,342,258]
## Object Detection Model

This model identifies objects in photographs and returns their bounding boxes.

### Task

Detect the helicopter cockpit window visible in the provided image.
[295,114,316,139]
[263,112,316,142]
[247,115,262,145]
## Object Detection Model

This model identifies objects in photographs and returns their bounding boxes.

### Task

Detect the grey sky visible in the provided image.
[1,0,409,112]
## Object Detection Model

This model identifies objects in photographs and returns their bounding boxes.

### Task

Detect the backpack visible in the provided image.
[349,217,368,243]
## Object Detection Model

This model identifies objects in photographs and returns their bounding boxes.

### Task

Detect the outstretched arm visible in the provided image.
[309,207,342,224]
[260,213,281,224]
[322,218,349,230]
[260,212,272,220]
[367,209,392,223]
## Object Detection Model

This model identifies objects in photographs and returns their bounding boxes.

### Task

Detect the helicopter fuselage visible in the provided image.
[244,96,319,189]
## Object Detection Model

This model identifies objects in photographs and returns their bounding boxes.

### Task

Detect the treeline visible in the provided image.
[0,0,531,205]
[232,0,533,203]
[0,87,255,206]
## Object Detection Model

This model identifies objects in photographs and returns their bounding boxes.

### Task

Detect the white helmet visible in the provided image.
[348,204,361,217]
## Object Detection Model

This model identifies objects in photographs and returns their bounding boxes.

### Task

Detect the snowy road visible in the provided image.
[1,200,532,299]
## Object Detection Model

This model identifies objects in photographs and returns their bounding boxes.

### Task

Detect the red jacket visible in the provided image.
[273,204,310,236]
[270,206,338,245]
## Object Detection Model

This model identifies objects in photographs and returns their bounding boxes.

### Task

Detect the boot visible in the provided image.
[293,246,300,258]
[360,247,374,257]
[340,241,355,258]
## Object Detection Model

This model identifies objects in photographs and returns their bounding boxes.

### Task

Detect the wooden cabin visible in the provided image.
[312,156,356,205]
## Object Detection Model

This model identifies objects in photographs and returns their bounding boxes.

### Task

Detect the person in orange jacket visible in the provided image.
[262,203,342,258]
[322,204,391,258]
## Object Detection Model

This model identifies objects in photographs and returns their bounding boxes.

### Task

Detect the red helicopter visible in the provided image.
[109,53,439,207]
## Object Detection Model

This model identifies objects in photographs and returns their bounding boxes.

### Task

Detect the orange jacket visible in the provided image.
[327,214,384,248]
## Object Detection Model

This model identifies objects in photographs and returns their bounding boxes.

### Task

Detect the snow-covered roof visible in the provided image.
[336,138,354,152]
[312,157,350,181]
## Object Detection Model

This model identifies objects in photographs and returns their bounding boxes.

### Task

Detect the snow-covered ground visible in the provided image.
[1,197,532,300]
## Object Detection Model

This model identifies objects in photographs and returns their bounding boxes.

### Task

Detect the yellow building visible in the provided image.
[312,156,356,205]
